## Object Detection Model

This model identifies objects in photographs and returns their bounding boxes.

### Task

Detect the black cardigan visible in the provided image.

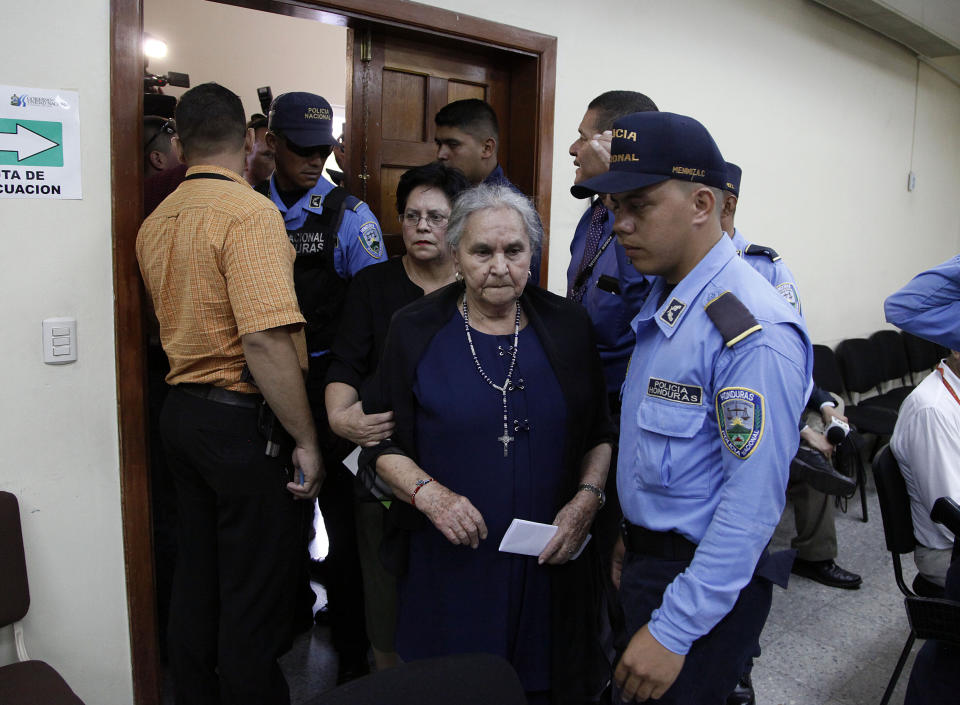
[326,256,423,391]
[360,281,615,704]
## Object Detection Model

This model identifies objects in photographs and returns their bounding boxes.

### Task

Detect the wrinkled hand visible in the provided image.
[611,534,625,589]
[539,492,597,565]
[288,443,324,500]
[329,400,395,447]
[614,624,685,702]
[416,482,488,548]
[801,426,834,459]
[820,404,848,426]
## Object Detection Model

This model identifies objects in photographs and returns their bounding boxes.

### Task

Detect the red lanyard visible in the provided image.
[937,364,960,409]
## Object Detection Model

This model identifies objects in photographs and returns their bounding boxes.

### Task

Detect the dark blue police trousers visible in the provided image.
[617,551,773,704]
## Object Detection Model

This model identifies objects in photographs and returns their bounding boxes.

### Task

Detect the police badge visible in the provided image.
[659,297,686,326]
[776,282,801,314]
[359,220,383,258]
[716,387,765,459]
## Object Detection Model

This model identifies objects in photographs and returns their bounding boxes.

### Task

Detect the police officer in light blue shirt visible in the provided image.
[256,91,384,681]
[885,254,960,350]
[567,91,657,407]
[572,112,812,704]
[258,92,385,368]
[721,162,802,315]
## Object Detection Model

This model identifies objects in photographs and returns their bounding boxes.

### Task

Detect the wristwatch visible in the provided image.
[577,483,606,508]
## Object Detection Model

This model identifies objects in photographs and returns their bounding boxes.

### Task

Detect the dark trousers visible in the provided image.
[618,552,773,704]
[161,388,299,705]
[305,360,370,664]
[314,455,369,661]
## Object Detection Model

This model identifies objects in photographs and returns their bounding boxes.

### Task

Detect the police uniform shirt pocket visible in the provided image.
[635,397,708,497]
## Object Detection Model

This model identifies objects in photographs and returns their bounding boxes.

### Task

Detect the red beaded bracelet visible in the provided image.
[411,477,435,507]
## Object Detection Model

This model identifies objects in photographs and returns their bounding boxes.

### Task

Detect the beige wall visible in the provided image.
[417,0,960,344]
[1,1,958,703]
[144,0,348,121]
[0,1,133,704]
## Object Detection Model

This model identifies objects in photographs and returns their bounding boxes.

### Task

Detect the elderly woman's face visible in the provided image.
[455,206,532,309]
[400,185,453,263]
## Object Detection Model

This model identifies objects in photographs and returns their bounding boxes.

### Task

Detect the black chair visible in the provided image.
[835,337,904,413]
[871,447,960,705]
[869,330,914,408]
[812,345,898,439]
[813,344,897,519]
[901,332,946,384]
[307,653,527,705]
[0,492,85,705]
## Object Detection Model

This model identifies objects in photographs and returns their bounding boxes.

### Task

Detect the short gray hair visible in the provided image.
[446,184,543,256]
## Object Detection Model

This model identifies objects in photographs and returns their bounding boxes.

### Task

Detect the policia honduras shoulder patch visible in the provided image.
[716,387,765,459]
[776,282,801,313]
[359,220,383,258]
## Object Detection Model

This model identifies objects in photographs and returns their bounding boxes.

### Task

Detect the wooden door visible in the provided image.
[346,26,541,267]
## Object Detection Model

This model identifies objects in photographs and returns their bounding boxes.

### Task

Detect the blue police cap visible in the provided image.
[571,112,726,199]
[268,92,338,148]
[724,162,742,197]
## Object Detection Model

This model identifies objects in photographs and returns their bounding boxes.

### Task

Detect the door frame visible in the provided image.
[111,2,555,703]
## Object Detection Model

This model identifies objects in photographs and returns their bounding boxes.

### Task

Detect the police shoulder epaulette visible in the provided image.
[704,291,763,348]
[344,195,363,212]
[744,243,781,262]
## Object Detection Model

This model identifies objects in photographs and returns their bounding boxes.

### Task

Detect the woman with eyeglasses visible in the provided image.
[324,161,471,670]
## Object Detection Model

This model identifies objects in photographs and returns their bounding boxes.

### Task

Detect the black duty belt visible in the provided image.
[621,520,698,561]
[176,383,261,409]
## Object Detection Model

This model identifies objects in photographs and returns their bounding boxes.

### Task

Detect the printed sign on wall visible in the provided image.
[1,85,81,199]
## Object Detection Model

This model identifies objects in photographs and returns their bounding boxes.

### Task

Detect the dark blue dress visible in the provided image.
[396,311,568,692]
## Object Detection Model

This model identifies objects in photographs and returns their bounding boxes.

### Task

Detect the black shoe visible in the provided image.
[791,558,862,589]
[791,447,856,497]
[725,673,755,705]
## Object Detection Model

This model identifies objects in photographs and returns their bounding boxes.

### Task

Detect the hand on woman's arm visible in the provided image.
[376,453,487,548]
[325,381,395,447]
[539,442,612,565]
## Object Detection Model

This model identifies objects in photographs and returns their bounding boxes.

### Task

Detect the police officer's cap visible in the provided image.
[571,112,726,199]
[724,162,742,197]
[268,92,339,148]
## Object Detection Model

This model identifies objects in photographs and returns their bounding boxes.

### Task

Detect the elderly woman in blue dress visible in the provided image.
[360,184,615,704]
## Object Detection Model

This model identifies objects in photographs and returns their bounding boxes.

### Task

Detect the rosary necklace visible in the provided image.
[462,296,521,456]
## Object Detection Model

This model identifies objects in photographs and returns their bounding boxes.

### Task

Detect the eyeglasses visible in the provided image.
[144,118,175,154]
[400,210,449,228]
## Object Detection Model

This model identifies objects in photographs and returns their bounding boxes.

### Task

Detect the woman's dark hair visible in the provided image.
[395,161,472,215]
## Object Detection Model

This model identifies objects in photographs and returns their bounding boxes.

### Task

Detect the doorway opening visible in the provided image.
[112,1,556,702]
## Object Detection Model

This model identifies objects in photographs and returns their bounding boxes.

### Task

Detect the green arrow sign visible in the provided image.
[0,118,63,166]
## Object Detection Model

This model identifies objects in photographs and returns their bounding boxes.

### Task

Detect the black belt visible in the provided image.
[176,383,261,409]
[621,520,698,561]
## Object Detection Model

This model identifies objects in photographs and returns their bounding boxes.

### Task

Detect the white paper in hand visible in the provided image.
[498,518,591,559]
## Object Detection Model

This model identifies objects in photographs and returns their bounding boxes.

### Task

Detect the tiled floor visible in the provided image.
[758,481,918,705]
[164,475,923,704]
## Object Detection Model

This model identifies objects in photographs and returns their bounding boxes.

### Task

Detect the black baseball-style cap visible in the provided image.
[268,92,339,148]
[571,111,727,199]
[724,162,742,196]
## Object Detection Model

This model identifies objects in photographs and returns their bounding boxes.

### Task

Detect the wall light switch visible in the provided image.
[43,317,77,364]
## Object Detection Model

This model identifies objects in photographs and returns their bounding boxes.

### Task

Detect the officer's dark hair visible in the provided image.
[396,162,472,215]
[174,82,246,160]
[247,113,268,131]
[588,91,659,132]
[143,115,175,154]
[435,99,499,142]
